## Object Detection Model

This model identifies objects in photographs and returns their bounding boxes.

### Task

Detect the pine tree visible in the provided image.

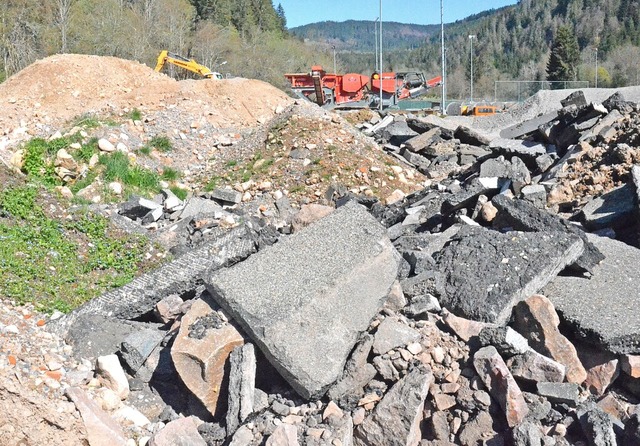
[546,26,580,83]
[276,3,286,31]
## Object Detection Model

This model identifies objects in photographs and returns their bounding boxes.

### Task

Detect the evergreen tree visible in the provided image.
[546,26,580,83]
[276,3,286,31]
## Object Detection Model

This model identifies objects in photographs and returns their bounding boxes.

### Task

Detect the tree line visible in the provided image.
[0,0,330,90]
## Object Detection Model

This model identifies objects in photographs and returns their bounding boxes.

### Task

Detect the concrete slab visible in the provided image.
[206,202,400,399]
[544,234,640,354]
[435,226,584,324]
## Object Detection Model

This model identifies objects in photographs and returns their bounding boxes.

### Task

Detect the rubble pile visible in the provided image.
[30,89,640,446]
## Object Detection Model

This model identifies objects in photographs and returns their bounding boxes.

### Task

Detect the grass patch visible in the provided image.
[22,138,62,187]
[226,160,238,168]
[99,151,160,196]
[161,167,180,182]
[75,138,99,162]
[170,186,188,200]
[139,146,151,156]
[0,187,153,313]
[204,176,222,192]
[147,136,173,153]
[130,108,142,121]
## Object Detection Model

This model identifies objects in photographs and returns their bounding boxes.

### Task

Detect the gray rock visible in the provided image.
[206,202,399,399]
[454,126,491,146]
[507,350,566,384]
[457,144,492,165]
[226,344,257,435]
[401,148,432,172]
[489,138,548,166]
[372,317,421,355]
[354,365,433,446]
[441,178,493,216]
[404,294,441,318]
[491,194,604,273]
[543,234,640,354]
[480,158,511,179]
[579,183,636,230]
[580,110,623,143]
[179,197,225,220]
[603,91,635,114]
[512,420,544,446]
[120,327,165,374]
[473,346,529,428]
[500,111,558,140]
[210,188,242,205]
[577,402,617,446]
[478,326,529,358]
[561,91,588,108]
[435,226,584,324]
[510,157,532,195]
[149,417,207,446]
[266,424,299,446]
[382,120,419,146]
[520,185,547,209]
[62,314,142,360]
[536,382,582,406]
[373,356,400,381]
[328,335,378,408]
[119,195,162,220]
[403,127,443,153]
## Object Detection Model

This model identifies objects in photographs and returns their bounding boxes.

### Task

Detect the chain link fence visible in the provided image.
[494,80,591,103]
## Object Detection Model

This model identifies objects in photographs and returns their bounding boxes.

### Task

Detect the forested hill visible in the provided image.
[293,0,640,99]
[290,21,440,51]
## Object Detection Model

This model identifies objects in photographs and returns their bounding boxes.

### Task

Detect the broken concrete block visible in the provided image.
[149,417,206,446]
[511,295,587,384]
[328,335,378,409]
[457,144,492,165]
[119,195,162,220]
[454,125,491,146]
[603,91,635,114]
[154,295,184,323]
[403,127,443,153]
[478,326,529,358]
[435,226,583,324]
[382,120,419,146]
[621,355,640,378]
[543,234,640,355]
[266,424,299,446]
[509,156,531,195]
[491,194,604,273]
[520,184,547,208]
[489,138,548,166]
[506,349,566,384]
[96,354,130,400]
[119,327,165,374]
[561,91,588,108]
[66,387,128,446]
[511,420,544,446]
[579,183,636,230]
[226,344,256,435]
[473,346,529,427]
[372,317,421,355]
[500,111,558,140]
[577,345,620,396]
[354,365,433,446]
[210,187,242,205]
[206,202,400,400]
[441,310,495,342]
[578,403,617,446]
[171,298,244,417]
[373,356,400,381]
[537,382,582,406]
[161,188,183,211]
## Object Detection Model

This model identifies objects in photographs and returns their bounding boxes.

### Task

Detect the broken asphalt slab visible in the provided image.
[544,234,640,354]
[205,202,400,400]
[435,226,584,324]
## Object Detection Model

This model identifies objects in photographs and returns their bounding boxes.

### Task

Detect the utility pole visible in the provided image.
[469,35,476,102]
[595,47,598,88]
[379,0,383,111]
[441,0,446,115]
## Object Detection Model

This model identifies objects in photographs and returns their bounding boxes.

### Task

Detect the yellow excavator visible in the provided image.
[154,50,223,80]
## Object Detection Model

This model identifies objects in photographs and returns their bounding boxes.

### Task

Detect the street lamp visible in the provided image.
[469,35,476,102]
[595,47,598,88]
[332,45,336,75]
[379,0,383,111]
[440,0,446,115]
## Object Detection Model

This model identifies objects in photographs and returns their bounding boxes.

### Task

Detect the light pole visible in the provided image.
[440,0,446,115]
[379,0,383,111]
[469,35,476,102]
[332,45,336,75]
[595,47,598,88]
[374,17,379,72]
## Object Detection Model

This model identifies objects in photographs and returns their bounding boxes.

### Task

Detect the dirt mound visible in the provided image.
[0,54,293,160]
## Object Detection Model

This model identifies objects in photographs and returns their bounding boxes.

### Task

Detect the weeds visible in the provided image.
[147,136,173,153]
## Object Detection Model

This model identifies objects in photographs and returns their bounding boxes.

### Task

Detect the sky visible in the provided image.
[277,0,519,29]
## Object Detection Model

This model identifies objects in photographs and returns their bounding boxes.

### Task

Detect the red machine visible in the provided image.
[285,66,442,109]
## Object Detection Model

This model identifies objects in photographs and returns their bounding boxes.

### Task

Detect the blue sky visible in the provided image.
[277,1,519,28]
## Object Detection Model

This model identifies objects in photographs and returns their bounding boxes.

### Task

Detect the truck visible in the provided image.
[284,65,441,110]
[155,51,223,80]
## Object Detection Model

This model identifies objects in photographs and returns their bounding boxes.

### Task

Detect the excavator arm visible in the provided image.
[155,50,222,79]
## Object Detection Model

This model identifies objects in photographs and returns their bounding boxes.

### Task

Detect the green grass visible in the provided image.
[99,152,160,193]
[130,109,142,121]
[139,146,151,156]
[0,186,151,313]
[161,167,180,182]
[147,136,173,153]
[76,138,99,162]
[22,138,62,187]
[170,186,188,200]
[226,160,238,168]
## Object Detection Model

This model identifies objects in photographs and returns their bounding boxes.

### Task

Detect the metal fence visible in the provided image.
[494,80,591,103]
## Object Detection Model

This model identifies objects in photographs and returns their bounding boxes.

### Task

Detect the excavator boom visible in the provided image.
[155,50,222,80]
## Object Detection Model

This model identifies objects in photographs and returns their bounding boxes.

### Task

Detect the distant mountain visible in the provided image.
[290,20,440,52]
